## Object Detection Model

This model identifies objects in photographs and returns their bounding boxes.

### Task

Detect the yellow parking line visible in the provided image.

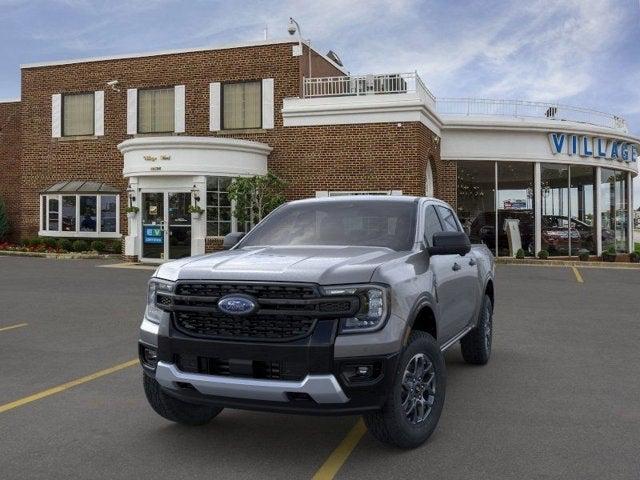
[312,418,367,480]
[98,262,156,270]
[0,359,138,414]
[571,266,584,283]
[0,323,28,333]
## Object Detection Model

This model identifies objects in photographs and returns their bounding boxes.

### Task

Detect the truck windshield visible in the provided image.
[239,200,417,251]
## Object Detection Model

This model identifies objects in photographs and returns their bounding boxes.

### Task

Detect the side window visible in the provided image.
[436,206,460,232]
[424,205,443,246]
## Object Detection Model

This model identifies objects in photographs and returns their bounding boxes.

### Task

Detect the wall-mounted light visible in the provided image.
[191,185,201,203]
[126,185,136,203]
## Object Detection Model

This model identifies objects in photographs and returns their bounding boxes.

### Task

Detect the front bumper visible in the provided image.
[139,316,400,415]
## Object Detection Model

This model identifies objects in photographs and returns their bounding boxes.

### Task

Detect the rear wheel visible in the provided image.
[364,331,446,449]
[460,294,493,365]
[143,374,223,426]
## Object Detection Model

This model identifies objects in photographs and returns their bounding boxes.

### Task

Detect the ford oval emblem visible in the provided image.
[217,295,257,316]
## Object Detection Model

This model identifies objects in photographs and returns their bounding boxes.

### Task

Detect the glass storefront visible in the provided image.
[457,161,630,256]
[600,168,629,253]
[497,163,535,256]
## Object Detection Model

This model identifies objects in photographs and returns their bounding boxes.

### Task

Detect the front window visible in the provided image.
[40,194,119,237]
[222,81,261,130]
[239,200,417,251]
[206,176,232,236]
[601,168,629,253]
[63,92,94,136]
[138,87,175,133]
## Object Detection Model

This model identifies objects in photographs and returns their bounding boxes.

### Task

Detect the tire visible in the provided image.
[363,331,446,449]
[460,294,493,365]
[143,374,223,426]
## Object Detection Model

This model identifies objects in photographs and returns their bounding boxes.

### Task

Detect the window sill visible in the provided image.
[133,132,179,137]
[56,135,99,142]
[39,231,122,239]
[216,128,267,135]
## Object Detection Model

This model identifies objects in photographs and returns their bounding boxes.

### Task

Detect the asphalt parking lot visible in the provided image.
[1,257,639,479]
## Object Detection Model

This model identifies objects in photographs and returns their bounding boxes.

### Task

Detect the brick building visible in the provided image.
[0,38,638,262]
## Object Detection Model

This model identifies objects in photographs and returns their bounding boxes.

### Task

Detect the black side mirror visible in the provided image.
[222,232,246,250]
[427,231,471,256]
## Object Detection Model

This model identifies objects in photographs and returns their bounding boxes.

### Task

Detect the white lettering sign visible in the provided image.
[548,133,638,163]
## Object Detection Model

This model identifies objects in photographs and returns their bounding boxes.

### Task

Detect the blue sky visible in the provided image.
[1,0,639,203]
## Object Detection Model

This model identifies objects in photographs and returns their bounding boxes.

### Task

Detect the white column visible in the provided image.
[534,162,541,255]
[124,177,139,258]
[126,89,138,135]
[628,171,633,253]
[191,176,207,256]
[595,167,602,256]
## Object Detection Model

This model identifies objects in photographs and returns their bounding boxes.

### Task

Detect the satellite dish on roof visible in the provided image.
[326,50,343,67]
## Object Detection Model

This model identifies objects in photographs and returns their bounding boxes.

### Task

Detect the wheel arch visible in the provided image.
[404,299,438,346]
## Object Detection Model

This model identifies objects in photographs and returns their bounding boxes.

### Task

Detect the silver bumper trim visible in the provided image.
[139,317,160,347]
[155,361,349,404]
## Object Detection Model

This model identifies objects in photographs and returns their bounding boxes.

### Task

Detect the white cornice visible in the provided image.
[0,98,20,103]
[117,135,272,155]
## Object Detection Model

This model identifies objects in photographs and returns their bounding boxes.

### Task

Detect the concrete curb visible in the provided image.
[497,258,640,269]
[0,250,119,260]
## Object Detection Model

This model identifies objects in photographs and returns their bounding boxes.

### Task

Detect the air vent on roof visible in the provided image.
[326,50,343,67]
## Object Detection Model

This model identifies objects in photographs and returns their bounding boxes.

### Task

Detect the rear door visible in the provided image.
[434,205,479,334]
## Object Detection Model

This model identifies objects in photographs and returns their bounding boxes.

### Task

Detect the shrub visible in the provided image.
[629,251,640,263]
[72,239,89,252]
[602,245,617,262]
[90,240,106,252]
[537,250,549,260]
[577,249,590,261]
[42,237,58,249]
[58,238,73,252]
[108,239,122,254]
[515,248,525,259]
[21,238,31,247]
[0,197,9,241]
[30,237,42,247]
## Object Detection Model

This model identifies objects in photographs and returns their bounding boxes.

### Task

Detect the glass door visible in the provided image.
[141,192,165,260]
[168,192,192,260]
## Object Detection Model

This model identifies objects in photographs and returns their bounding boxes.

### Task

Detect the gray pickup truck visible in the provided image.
[139,196,495,448]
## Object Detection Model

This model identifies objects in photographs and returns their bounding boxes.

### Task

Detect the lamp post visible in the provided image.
[288,17,312,79]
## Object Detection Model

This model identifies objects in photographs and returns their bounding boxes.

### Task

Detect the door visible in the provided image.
[424,204,479,343]
[140,192,192,262]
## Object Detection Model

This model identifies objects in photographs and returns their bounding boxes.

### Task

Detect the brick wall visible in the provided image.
[0,101,21,240]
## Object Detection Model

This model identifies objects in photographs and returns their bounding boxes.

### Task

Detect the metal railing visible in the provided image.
[302,72,436,105]
[436,97,628,132]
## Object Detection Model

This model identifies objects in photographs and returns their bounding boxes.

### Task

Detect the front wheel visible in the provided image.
[364,331,446,449]
[143,374,223,426]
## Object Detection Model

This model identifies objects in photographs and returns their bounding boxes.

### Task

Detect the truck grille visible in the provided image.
[163,282,358,342]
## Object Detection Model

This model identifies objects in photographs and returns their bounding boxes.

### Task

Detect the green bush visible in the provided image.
[515,248,525,259]
[108,239,122,254]
[629,251,639,263]
[537,250,549,260]
[0,197,9,241]
[42,237,58,249]
[58,238,73,252]
[72,239,89,252]
[90,240,106,252]
[21,238,31,247]
[577,249,590,261]
[30,237,42,247]
[602,245,617,262]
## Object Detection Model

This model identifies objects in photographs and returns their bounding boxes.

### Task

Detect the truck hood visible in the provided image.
[154,246,408,285]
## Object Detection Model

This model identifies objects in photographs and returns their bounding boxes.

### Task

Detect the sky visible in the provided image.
[1,0,639,204]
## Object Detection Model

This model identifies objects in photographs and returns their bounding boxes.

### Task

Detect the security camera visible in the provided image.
[106,80,120,92]
[287,18,297,35]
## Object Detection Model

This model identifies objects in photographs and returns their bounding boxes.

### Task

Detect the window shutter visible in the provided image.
[94,90,104,136]
[51,94,62,138]
[174,85,185,133]
[127,88,137,134]
[209,82,221,131]
[262,78,274,129]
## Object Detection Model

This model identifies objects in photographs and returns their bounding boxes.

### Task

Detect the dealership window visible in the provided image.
[40,193,119,237]
[457,161,496,254]
[569,166,596,255]
[63,92,94,136]
[600,168,628,253]
[222,81,261,130]
[138,87,175,133]
[497,163,535,256]
[206,176,233,236]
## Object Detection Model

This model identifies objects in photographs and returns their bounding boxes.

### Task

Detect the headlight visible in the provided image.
[323,285,389,334]
[145,278,175,324]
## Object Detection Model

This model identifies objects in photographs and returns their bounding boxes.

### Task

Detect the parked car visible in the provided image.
[139,196,495,448]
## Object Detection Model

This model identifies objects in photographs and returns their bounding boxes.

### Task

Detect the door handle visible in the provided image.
[468,258,477,266]
[452,262,461,271]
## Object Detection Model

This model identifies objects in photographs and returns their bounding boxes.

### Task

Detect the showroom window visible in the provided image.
[569,166,597,255]
[40,187,120,237]
[222,81,261,130]
[206,176,233,237]
[138,87,175,133]
[497,163,535,256]
[62,92,94,136]
[456,161,496,254]
[600,168,629,253]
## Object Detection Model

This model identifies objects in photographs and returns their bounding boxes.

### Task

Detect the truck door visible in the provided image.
[433,205,479,336]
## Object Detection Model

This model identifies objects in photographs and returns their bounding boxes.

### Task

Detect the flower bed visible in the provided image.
[0,238,122,256]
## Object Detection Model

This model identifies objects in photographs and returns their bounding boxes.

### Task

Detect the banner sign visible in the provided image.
[144,226,163,244]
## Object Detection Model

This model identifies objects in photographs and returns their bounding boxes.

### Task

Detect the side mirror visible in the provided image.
[427,231,471,256]
[222,232,246,250]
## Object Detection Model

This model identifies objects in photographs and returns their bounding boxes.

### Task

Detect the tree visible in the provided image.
[227,173,287,230]
[0,197,9,241]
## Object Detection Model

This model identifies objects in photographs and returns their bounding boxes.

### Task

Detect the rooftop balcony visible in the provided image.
[302,73,628,133]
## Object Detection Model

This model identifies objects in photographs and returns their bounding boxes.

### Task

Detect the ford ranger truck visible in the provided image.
[139,196,495,448]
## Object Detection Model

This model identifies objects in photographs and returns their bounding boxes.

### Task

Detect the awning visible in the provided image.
[41,180,120,194]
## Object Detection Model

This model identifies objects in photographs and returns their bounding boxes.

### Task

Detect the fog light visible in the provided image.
[141,346,158,368]
[341,363,380,384]
[356,366,372,377]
